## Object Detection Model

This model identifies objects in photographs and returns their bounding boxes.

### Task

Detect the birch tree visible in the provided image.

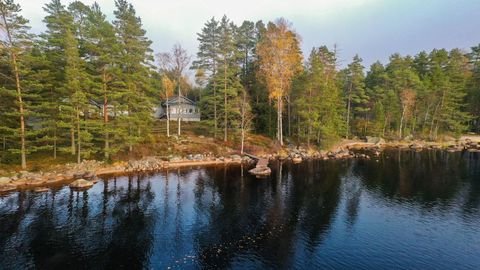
[256,18,302,145]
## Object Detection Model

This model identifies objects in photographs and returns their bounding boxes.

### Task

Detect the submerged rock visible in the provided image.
[248,166,271,176]
[69,179,94,189]
[292,157,302,164]
[33,187,49,193]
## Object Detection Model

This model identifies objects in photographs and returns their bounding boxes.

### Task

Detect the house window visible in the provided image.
[189,109,192,113]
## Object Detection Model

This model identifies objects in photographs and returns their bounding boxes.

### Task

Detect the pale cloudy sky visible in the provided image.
[16,0,480,69]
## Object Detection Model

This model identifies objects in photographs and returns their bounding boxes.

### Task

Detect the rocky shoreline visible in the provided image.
[1,136,479,193]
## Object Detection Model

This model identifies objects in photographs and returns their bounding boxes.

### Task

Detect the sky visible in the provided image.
[16,0,480,71]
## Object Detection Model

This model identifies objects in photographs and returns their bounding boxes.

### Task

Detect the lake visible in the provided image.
[1,150,479,269]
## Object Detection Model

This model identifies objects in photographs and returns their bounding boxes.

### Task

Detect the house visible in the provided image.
[155,95,200,121]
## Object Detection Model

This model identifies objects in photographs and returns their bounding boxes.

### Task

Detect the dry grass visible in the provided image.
[1,122,277,173]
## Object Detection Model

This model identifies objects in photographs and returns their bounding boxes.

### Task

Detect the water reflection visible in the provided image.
[0,151,479,269]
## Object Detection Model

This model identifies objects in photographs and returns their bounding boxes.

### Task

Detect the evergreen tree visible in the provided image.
[467,45,480,132]
[365,61,389,136]
[64,28,92,163]
[385,54,421,138]
[217,15,242,142]
[295,46,344,146]
[113,0,154,152]
[84,2,121,160]
[0,0,33,168]
[435,49,471,136]
[192,17,220,137]
[40,0,75,157]
[343,55,368,138]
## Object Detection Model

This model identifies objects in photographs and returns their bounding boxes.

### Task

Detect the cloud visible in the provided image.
[15,0,480,69]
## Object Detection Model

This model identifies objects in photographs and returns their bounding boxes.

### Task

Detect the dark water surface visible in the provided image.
[1,150,480,269]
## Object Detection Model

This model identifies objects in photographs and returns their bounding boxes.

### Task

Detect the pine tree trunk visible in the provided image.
[399,106,405,138]
[224,60,228,142]
[71,127,76,155]
[2,11,27,169]
[429,102,440,139]
[214,78,217,138]
[12,53,26,169]
[346,81,353,139]
[307,87,312,146]
[382,115,388,137]
[76,107,81,164]
[53,129,57,159]
[422,104,430,132]
[240,91,246,155]
[103,70,109,160]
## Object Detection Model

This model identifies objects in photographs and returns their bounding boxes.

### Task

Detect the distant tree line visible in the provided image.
[193,16,480,147]
[0,0,479,169]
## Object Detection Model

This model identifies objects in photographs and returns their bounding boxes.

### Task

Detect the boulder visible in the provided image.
[366,136,384,144]
[193,154,204,160]
[230,155,242,161]
[0,177,11,185]
[169,156,182,162]
[404,135,414,141]
[69,179,94,189]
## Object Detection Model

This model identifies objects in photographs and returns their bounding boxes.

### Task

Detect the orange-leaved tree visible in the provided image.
[257,18,303,145]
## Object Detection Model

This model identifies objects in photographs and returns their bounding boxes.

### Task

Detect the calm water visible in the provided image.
[1,150,480,269]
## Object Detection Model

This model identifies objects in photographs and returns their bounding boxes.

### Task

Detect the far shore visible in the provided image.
[1,135,479,193]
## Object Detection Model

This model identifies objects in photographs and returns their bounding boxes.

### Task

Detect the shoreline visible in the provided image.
[1,137,479,193]
[0,158,246,193]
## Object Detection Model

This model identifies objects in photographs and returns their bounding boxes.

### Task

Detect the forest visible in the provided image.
[1,0,479,169]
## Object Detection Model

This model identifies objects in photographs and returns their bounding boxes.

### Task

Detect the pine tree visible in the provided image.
[84,2,120,160]
[385,54,421,138]
[64,28,91,163]
[295,46,344,146]
[0,0,34,169]
[343,55,368,138]
[467,45,480,132]
[435,49,471,136]
[40,0,75,158]
[365,61,389,136]
[113,0,154,152]
[192,17,220,137]
[217,15,241,142]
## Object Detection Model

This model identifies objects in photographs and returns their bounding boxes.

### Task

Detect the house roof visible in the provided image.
[163,95,197,106]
